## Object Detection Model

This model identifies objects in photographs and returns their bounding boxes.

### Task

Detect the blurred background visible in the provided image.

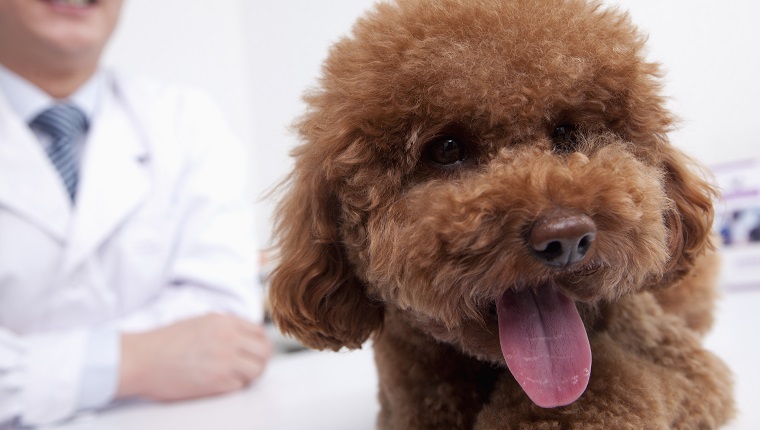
[95,0,759,427]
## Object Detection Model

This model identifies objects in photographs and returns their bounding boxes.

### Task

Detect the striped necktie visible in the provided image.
[30,104,89,202]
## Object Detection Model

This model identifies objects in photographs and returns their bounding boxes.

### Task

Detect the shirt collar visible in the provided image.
[0,63,103,124]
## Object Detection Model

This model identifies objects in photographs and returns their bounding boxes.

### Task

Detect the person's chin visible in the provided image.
[33,0,120,56]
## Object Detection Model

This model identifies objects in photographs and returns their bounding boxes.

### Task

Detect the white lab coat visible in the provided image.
[0,71,262,426]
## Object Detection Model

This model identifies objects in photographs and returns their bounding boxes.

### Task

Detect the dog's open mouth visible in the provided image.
[496,281,591,408]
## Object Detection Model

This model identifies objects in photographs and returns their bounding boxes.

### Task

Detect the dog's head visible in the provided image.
[269,0,715,407]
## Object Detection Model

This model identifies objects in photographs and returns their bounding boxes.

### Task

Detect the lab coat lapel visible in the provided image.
[0,93,71,240]
[62,81,150,273]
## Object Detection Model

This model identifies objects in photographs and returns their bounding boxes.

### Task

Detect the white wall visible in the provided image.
[610,0,760,164]
[104,0,760,249]
[244,1,378,249]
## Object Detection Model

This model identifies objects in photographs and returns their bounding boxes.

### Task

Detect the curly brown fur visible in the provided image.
[268,0,735,428]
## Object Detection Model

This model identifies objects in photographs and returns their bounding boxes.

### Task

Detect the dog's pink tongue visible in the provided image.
[497,283,591,408]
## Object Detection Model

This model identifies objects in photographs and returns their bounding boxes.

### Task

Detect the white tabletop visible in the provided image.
[50,289,758,430]
[48,344,379,430]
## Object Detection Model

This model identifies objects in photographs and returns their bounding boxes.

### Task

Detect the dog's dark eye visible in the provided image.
[551,124,579,151]
[426,138,468,165]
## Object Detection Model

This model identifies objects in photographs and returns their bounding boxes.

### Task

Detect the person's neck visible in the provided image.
[0,57,98,100]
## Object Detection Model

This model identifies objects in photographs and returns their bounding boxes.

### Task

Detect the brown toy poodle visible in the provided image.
[268,0,735,428]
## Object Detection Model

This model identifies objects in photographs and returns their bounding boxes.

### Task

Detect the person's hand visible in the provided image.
[116,313,273,401]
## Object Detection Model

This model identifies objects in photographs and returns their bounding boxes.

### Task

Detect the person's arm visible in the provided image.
[1,318,271,427]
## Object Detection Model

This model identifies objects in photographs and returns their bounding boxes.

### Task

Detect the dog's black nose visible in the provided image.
[528,212,596,267]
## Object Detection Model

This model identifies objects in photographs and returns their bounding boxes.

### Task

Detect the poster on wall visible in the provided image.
[712,159,760,291]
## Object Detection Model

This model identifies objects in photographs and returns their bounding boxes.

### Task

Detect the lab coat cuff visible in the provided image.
[78,327,119,410]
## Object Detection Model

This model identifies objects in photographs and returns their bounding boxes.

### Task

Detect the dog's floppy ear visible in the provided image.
[660,146,717,283]
[268,151,383,351]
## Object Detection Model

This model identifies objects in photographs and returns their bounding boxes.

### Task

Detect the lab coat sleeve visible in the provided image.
[1,327,89,426]
[113,89,264,332]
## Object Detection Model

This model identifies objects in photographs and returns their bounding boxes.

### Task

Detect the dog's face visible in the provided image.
[270,0,715,407]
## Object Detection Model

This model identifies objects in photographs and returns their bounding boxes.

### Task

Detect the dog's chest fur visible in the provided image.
[374,308,504,429]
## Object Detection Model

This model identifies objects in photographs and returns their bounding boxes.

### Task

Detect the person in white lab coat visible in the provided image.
[0,0,273,427]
